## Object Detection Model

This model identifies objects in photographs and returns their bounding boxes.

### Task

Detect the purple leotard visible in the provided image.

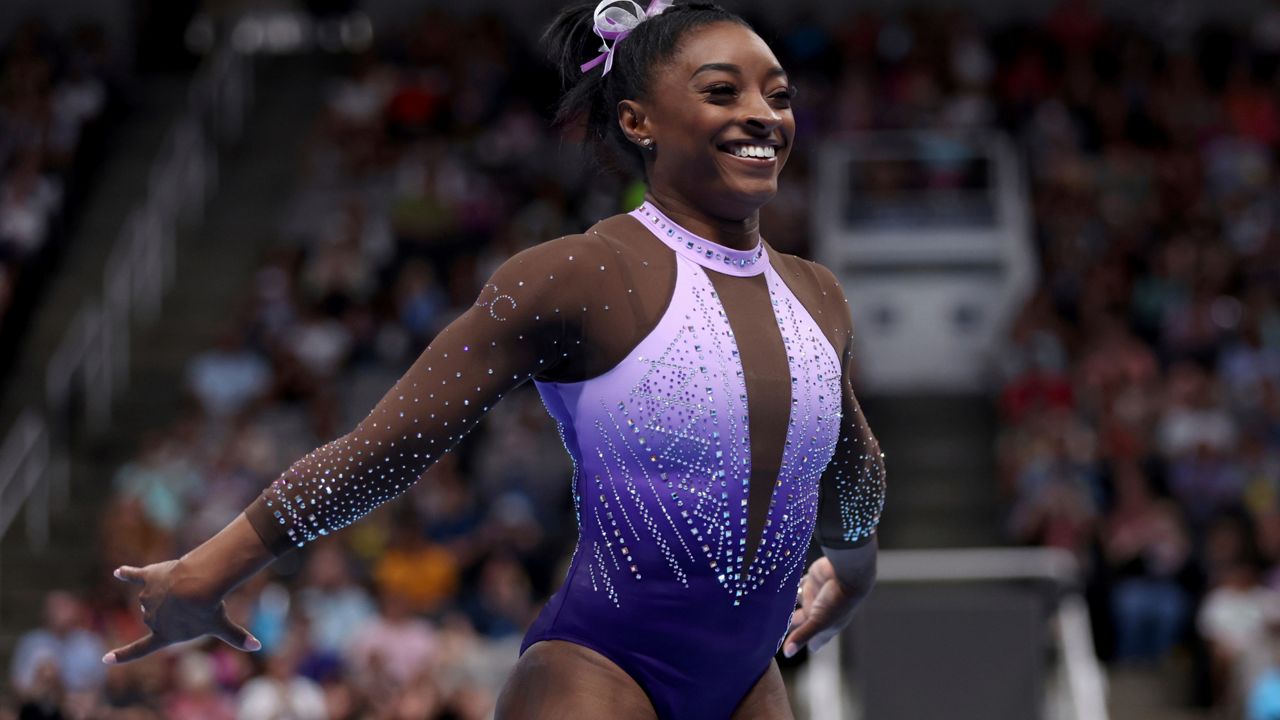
[522,203,844,717]
[246,201,885,719]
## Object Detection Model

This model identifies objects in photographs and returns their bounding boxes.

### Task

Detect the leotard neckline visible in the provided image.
[630,201,768,278]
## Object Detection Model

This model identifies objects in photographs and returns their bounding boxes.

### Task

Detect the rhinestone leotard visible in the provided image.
[246,200,885,720]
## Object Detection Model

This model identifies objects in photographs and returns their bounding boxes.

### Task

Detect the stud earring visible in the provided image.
[640,138,654,150]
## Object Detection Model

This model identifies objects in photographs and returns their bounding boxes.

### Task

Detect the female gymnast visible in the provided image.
[103,2,887,718]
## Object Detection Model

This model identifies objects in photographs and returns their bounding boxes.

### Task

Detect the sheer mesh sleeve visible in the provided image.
[244,232,640,555]
[812,267,887,550]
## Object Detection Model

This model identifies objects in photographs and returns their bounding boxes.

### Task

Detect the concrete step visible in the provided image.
[861,394,1003,549]
[1107,664,1210,720]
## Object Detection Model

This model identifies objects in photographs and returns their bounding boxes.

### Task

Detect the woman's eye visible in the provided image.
[706,85,737,97]
[772,85,798,103]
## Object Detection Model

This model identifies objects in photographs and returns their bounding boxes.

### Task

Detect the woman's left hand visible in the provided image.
[782,556,866,658]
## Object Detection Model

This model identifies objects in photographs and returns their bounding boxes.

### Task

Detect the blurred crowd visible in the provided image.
[9,0,1280,717]
[985,1,1280,716]
[0,18,119,362]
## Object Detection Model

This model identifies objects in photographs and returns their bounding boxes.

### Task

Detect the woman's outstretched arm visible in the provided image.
[104,236,602,664]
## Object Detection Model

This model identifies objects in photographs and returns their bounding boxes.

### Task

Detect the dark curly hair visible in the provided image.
[542,2,752,177]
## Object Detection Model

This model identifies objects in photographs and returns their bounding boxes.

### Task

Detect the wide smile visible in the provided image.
[716,140,782,169]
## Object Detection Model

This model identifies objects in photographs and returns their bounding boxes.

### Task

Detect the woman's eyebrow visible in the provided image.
[690,63,788,80]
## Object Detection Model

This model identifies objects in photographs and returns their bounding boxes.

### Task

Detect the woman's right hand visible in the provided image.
[102,559,261,664]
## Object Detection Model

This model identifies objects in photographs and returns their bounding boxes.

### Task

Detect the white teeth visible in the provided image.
[730,144,776,159]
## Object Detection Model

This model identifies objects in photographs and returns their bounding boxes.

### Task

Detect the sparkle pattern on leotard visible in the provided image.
[246,207,885,593]
[749,275,843,591]
[531,207,847,610]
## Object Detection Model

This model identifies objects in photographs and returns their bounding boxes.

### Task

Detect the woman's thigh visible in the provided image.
[730,661,795,720]
[495,640,659,720]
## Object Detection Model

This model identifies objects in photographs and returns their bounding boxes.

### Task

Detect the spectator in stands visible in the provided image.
[48,55,106,161]
[165,651,235,720]
[1247,621,1280,720]
[0,149,61,258]
[473,389,574,524]
[295,542,376,658]
[283,306,354,386]
[392,258,448,346]
[97,494,175,573]
[300,229,377,307]
[465,553,536,639]
[183,420,284,546]
[14,660,64,720]
[1103,462,1192,662]
[1221,322,1280,413]
[1007,455,1098,557]
[112,430,202,532]
[9,591,106,698]
[1200,560,1280,705]
[345,588,439,688]
[411,455,484,554]
[236,632,327,720]
[371,510,460,615]
[1076,314,1160,410]
[245,573,293,656]
[185,327,273,421]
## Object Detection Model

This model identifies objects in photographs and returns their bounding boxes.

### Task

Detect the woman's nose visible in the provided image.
[742,95,782,131]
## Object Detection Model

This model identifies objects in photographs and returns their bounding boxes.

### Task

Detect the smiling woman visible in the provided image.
[102,3,886,720]
[547,2,799,228]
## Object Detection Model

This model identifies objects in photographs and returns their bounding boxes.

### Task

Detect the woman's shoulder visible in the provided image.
[766,247,851,334]
[767,248,843,294]
[483,213,670,311]
[505,212,652,268]
[506,229,615,267]
[486,228,622,295]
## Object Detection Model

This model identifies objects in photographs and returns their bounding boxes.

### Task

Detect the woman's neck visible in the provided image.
[643,190,761,251]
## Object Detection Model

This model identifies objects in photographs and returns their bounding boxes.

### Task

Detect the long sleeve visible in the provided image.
[244,236,600,555]
[813,271,887,550]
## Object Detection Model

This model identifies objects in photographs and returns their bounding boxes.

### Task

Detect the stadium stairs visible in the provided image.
[861,394,1002,549]
[0,57,324,676]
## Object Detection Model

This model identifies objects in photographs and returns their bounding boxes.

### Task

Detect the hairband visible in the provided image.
[580,0,674,75]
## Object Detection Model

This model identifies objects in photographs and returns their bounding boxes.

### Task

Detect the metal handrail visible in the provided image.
[0,410,50,544]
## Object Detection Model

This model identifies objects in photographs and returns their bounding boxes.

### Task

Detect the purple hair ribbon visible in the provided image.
[580,0,674,75]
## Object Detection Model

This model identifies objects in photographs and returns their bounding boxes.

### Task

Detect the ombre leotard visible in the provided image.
[246,201,885,720]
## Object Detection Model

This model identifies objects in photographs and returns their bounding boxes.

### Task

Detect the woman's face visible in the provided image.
[631,22,796,220]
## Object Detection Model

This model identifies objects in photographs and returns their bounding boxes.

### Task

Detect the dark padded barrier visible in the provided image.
[850,582,1055,720]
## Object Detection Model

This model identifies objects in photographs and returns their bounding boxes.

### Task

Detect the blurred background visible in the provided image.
[2,0,1280,717]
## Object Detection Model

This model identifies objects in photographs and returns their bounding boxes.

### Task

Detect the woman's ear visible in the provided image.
[618,99,651,147]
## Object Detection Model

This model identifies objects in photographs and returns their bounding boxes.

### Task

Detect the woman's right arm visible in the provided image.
[104,236,600,664]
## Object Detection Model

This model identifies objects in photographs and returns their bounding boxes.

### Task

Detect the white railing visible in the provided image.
[799,547,1107,720]
[0,411,52,549]
[0,46,252,565]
